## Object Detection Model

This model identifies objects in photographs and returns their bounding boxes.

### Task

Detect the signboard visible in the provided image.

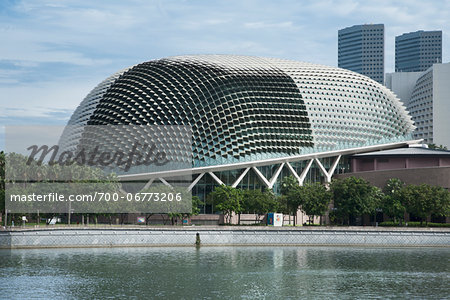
[273,213,283,226]
[267,213,283,226]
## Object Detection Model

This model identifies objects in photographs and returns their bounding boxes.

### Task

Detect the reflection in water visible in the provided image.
[1,247,449,299]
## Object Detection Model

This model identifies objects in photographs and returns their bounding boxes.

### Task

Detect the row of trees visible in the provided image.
[208,176,450,226]
[208,180,332,225]
[381,178,449,225]
[208,186,280,224]
[1,150,449,226]
[0,151,203,226]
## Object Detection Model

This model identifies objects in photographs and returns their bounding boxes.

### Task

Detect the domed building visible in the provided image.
[61,55,417,211]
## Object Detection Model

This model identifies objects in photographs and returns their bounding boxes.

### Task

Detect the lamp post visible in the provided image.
[68,202,74,226]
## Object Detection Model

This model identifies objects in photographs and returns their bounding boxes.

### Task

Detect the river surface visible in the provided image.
[0,246,449,299]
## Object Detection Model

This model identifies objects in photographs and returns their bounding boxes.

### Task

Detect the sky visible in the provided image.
[1,0,450,149]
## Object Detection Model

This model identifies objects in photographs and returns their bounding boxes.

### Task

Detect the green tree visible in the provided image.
[190,196,203,216]
[208,185,242,224]
[181,196,203,224]
[280,175,299,195]
[284,186,303,225]
[430,186,450,219]
[401,184,450,225]
[331,177,380,225]
[3,151,122,225]
[427,144,448,150]
[300,183,332,225]
[139,185,190,225]
[401,184,432,224]
[277,195,290,219]
[242,189,278,223]
[280,176,301,225]
[382,178,406,225]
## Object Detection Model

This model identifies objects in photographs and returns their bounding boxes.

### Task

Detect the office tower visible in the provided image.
[395,30,442,72]
[338,24,384,84]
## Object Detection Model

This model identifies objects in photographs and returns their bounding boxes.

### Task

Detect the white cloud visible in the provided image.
[244,21,295,29]
[1,0,450,128]
[0,77,99,120]
[303,0,360,17]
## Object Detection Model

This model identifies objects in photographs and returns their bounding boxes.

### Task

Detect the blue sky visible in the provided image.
[1,0,450,150]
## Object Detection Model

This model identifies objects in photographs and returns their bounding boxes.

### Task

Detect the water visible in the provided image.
[0,246,449,299]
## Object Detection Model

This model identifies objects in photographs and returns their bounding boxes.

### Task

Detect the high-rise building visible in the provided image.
[407,63,450,147]
[338,24,384,84]
[395,30,442,72]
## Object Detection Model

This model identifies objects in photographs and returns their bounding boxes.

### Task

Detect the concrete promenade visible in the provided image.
[1,226,449,249]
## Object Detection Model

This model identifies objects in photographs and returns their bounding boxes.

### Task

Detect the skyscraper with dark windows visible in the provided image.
[395,30,442,72]
[338,24,384,84]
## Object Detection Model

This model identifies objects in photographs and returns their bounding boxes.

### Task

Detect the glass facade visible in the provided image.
[395,30,442,72]
[192,156,352,214]
[338,24,385,84]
